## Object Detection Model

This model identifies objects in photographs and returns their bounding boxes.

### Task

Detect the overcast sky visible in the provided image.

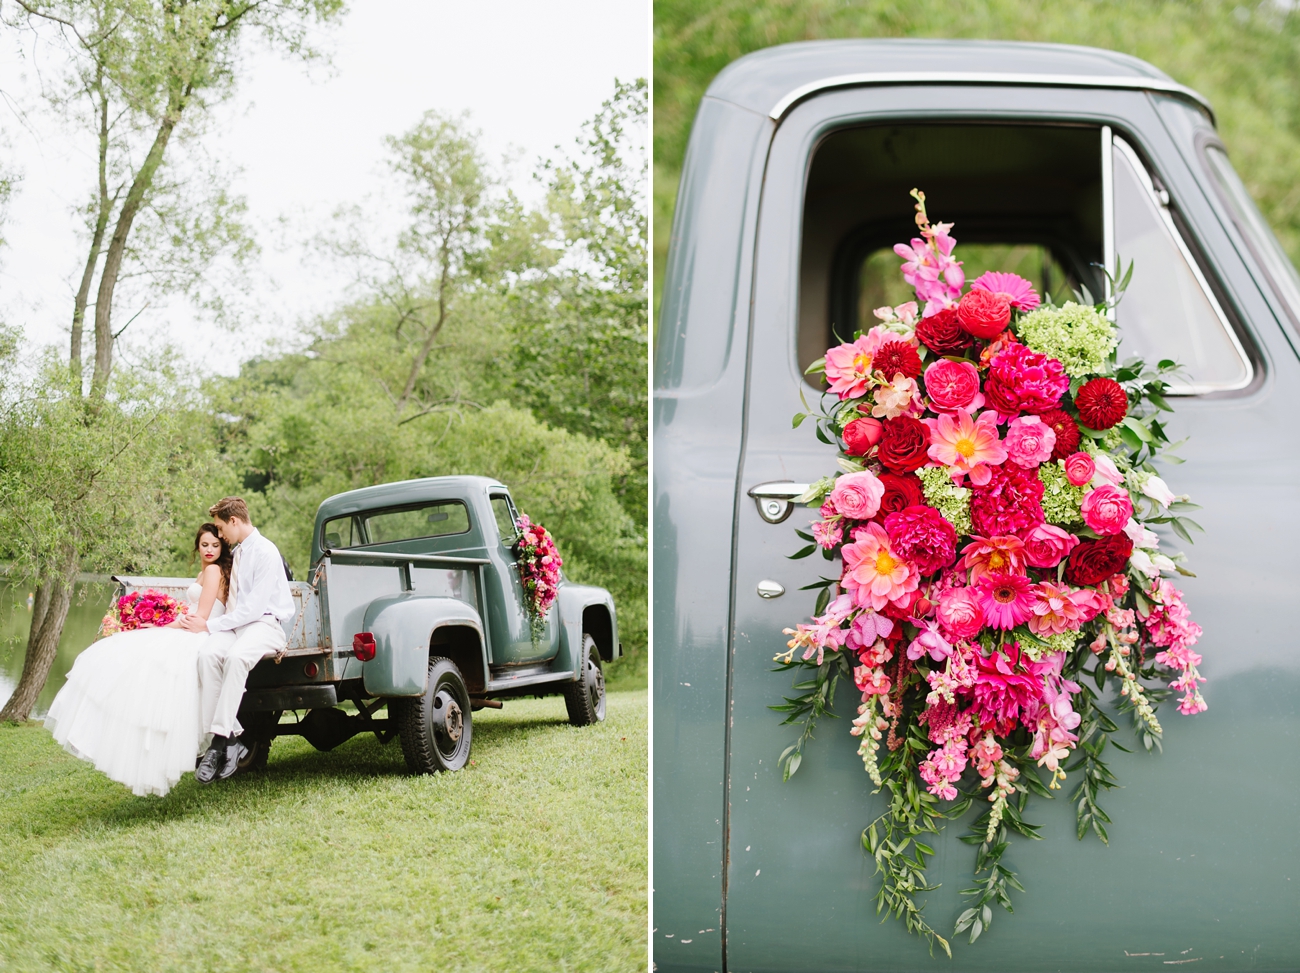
[0,0,649,373]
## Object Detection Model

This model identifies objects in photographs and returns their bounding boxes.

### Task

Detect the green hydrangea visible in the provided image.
[1016,301,1117,378]
[1038,461,1085,525]
[1019,628,1083,661]
[918,466,972,536]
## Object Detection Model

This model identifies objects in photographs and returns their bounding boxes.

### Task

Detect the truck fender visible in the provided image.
[360,594,486,698]
[551,584,620,679]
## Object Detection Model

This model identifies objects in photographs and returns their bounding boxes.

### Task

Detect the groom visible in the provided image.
[180,497,294,783]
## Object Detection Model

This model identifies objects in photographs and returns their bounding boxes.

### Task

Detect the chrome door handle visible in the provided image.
[747,481,811,524]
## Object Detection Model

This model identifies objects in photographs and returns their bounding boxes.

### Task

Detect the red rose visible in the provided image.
[877,415,931,473]
[1064,534,1134,587]
[1040,408,1080,459]
[1074,377,1128,430]
[842,417,884,456]
[872,340,923,380]
[875,472,925,518]
[956,289,1011,340]
[881,588,933,622]
[914,308,971,354]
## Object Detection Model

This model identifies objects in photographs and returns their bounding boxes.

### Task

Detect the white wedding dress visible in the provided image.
[44,583,224,797]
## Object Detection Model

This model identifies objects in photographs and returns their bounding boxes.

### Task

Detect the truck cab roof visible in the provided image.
[315,475,507,522]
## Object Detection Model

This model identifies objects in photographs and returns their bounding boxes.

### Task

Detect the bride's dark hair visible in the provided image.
[193,523,233,600]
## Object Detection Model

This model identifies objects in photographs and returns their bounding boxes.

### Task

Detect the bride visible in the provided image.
[44,524,231,797]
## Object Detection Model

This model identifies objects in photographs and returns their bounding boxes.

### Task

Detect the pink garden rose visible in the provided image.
[922,358,983,413]
[936,586,985,639]
[1003,415,1056,468]
[1022,523,1079,569]
[828,470,885,521]
[1081,484,1133,536]
[1063,452,1096,487]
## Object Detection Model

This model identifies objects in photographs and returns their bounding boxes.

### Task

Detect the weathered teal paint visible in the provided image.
[360,594,485,697]
[655,38,1300,973]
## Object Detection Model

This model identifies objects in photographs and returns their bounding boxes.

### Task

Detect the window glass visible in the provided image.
[322,515,362,551]
[1202,144,1300,336]
[1112,138,1251,393]
[363,500,471,544]
[490,495,518,545]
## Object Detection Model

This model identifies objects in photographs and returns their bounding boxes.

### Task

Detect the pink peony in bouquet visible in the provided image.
[100,589,187,637]
[515,515,563,637]
[776,190,1206,954]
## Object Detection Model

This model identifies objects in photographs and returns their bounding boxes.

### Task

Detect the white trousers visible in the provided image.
[198,617,288,739]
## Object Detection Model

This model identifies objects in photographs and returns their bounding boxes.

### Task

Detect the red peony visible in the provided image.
[983,343,1069,415]
[914,307,971,354]
[877,415,931,473]
[873,340,923,380]
[1064,534,1134,586]
[842,416,884,456]
[970,463,1046,537]
[884,504,958,576]
[1040,408,1080,460]
[875,472,925,519]
[956,288,1011,340]
[1074,377,1128,430]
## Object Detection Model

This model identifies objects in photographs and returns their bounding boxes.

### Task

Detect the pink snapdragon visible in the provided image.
[894,223,964,317]
[1003,415,1056,468]
[925,410,1007,485]
[841,522,920,610]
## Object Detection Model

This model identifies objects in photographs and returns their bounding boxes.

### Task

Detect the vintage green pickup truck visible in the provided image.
[118,475,619,773]
[655,38,1300,973]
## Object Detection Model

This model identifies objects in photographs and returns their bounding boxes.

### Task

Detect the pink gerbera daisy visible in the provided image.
[976,572,1036,630]
[971,271,1041,311]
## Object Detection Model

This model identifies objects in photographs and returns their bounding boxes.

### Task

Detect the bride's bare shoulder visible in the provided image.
[199,563,222,585]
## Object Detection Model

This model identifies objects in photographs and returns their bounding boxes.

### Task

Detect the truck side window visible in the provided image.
[1111,136,1252,393]
[489,495,518,546]
[322,515,363,550]
[363,500,471,543]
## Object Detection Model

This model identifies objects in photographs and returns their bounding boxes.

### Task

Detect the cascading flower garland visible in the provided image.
[99,589,187,637]
[774,190,1206,955]
[515,514,563,640]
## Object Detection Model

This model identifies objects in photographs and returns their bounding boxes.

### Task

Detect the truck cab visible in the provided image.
[655,39,1300,972]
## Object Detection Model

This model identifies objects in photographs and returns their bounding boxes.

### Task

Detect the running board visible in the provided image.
[484,669,576,693]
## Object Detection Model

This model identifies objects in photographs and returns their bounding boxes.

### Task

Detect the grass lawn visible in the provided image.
[0,690,646,973]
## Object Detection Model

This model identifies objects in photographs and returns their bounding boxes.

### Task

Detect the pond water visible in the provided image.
[0,580,117,718]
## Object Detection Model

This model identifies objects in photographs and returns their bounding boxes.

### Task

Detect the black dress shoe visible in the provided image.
[196,745,225,784]
[217,739,248,780]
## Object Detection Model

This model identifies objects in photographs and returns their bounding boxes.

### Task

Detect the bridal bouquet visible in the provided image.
[100,589,187,636]
[515,515,563,636]
[774,190,1206,954]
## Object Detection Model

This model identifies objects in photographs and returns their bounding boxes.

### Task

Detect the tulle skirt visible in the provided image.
[44,627,206,797]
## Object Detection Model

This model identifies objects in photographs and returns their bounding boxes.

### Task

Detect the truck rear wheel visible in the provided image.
[394,656,473,773]
[563,634,606,726]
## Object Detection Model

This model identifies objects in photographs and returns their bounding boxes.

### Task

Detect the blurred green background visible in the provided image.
[653,0,1300,317]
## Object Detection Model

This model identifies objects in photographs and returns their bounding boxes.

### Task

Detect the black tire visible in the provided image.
[563,634,606,726]
[394,656,473,773]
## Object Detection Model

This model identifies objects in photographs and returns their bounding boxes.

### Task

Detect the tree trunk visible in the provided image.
[0,549,80,723]
[72,75,114,388]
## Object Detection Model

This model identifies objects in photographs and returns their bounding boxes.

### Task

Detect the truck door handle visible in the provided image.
[747,481,811,524]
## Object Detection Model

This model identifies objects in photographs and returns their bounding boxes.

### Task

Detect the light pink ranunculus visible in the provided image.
[1081,484,1133,535]
[1063,452,1095,487]
[828,470,885,521]
[923,358,983,413]
[1022,524,1079,569]
[1004,415,1056,468]
[936,586,985,640]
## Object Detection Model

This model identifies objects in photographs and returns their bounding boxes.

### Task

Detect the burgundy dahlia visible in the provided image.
[1040,408,1081,460]
[873,340,923,380]
[1074,377,1128,430]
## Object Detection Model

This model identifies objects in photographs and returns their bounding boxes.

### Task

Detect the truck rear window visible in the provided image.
[323,500,471,550]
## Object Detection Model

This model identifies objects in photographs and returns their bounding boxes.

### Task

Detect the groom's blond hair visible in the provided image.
[209,497,250,524]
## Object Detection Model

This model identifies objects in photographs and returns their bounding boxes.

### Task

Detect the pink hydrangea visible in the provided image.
[841,521,920,611]
[970,463,1046,538]
[976,572,1037,630]
[828,470,885,521]
[1080,484,1134,536]
[971,271,1041,311]
[983,343,1069,416]
[883,504,958,576]
[1003,415,1057,468]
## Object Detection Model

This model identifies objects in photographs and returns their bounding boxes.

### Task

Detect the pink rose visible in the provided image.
[1081,484,1133,536]
[1022,523,1080,568]
[1063,452,1095,487]
[1003,415,1056,468]
[922,359,983,413]
[828,470,885,521]
[936,587,985,640]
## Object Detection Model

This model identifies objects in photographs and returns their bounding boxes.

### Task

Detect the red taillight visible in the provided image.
[303,661,319,678]
[352,632,376,662]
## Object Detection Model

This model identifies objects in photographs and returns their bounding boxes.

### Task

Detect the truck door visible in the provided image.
[482,490,558,667]
[724,84,1297,971]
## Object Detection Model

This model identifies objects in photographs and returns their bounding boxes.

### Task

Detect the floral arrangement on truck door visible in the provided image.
[774,190,1207,955]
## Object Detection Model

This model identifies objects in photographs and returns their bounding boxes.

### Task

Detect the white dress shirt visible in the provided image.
[207,527,295,633]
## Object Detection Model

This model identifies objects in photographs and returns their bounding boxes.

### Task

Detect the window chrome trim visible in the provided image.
[768,72,1215,124]
[1112,135,1253,395]
[1101,125,1116,310]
